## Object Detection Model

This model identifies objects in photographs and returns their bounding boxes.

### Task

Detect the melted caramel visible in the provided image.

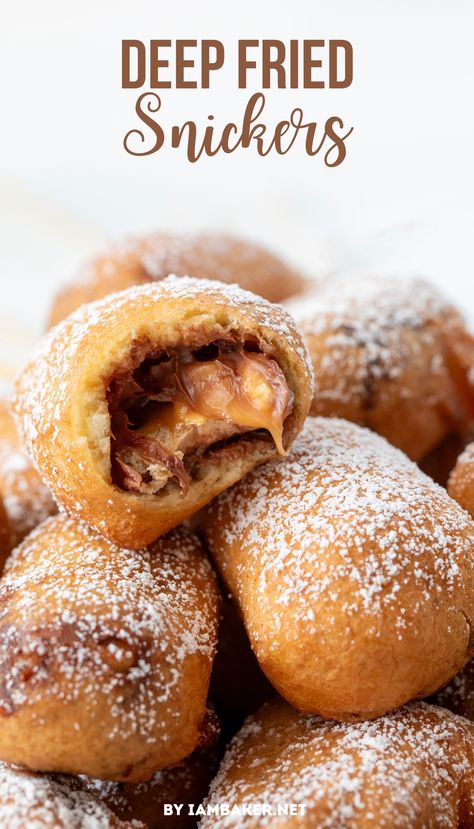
[138,351,291,455]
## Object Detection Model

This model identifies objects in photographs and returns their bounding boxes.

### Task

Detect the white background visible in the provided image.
[1,0,473,392]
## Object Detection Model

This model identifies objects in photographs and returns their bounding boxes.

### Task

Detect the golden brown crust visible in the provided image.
[0,401,56,550]
[204,416,474,721]
[49,232,307,326]
[448,441,474,517]
[13,277,313,549]
[285,275,474,462]
[201,699,474,829]
[0,515,219,781]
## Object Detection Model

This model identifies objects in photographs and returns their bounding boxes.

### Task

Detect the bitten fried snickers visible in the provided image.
[13,277,312,548]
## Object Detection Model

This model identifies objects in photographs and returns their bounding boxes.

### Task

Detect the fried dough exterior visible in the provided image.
[286,275,474,461]
[204,417,474,720]
[449,441,474,518]
[201,700,474,829]
[49,232,307,326]
[0,516,219,781]
[0,761,139,828]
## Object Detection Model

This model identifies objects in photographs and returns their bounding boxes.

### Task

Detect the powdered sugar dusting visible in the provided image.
[208,417,474,642]
[201,701,474,828]
[74,231,305,301]
[0,516,217,745]
[285,273,468,411]
[0,761,140,827]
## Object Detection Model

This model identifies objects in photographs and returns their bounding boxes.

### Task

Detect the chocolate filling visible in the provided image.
[107,339,293,496]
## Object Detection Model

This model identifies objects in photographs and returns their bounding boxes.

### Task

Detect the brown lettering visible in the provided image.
[202,40,225,88]
[150,40,172,88]
[329,40,353,88]
[238,40,259,88]
[303,40,325,88]
[262,40,286,88]
[122,40,145,89]
[176,40,197,88]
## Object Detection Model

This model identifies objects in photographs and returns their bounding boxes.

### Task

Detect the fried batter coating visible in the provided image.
[201,699,474,829]
[286,275,474,462]
[49,232,307,326]
[0,516,219,781]
[0,761,138,828]
[204,417,474,721]
[448,441,474,519]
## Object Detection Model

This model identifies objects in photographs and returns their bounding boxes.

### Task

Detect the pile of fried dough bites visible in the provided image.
[2,232,474,828]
